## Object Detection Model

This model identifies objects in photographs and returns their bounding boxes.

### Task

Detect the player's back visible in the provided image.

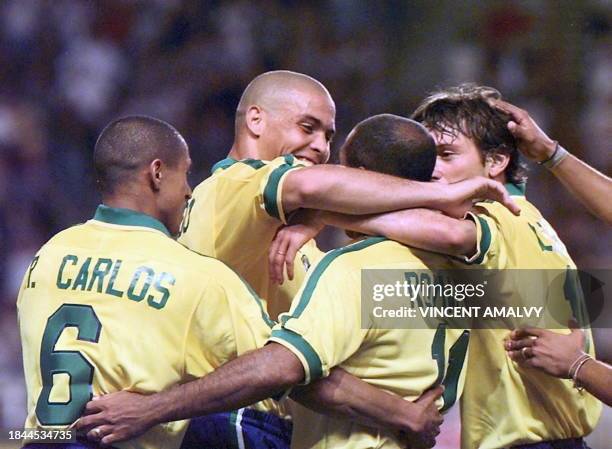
[460,185,601,449]
[272,237,469,449]
[18,206,274,449]
[178,155,323,319]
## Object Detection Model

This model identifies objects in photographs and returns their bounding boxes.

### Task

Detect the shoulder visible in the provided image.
[307,237,389,281]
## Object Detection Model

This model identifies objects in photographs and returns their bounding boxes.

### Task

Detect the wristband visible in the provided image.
[568,353,590,378]
[572,355,592,392]
[538,141,569,169]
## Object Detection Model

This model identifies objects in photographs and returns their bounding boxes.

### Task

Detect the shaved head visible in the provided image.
[94,116,188,194]
[342,114,436,182]
[235,70,334,133]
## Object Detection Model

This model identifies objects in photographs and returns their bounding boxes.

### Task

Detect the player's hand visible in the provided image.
[490,99,558,163]
[505,319,586,378]
[398,385,444,449]
[75,391,159,446]
[269,210,323,284]
[441,177,520,218]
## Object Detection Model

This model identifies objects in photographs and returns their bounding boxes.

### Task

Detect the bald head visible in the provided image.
[235,70,333,133]
[342,114,436,182]
[94,116,187,194]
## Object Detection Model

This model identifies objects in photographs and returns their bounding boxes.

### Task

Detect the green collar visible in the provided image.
[210,154,296,174]
[93,205,171,237]
[211,158,237,173]
[505,183,526,196]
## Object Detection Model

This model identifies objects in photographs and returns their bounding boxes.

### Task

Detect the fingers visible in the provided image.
[505,337,534,351]
[75,412,107,434]
[417,384,445,405]
[285,239,299,281]
[511,326,544,339]
[495,184,521,216]
[269,231,291,284]
[490,99,527,123]
[86,424,114,443]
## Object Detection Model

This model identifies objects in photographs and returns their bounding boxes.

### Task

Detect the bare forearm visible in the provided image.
[291,368,413,431]
[550,155,612,225]
[152,344,303,423]
[284,165,446,215]
[319,209,476,256]
[576,359,612,406]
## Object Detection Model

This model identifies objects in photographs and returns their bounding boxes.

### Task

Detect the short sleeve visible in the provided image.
[259,155,304,224]
[267,254,366,384]
[463,206,504,268]
[184,265,274,379]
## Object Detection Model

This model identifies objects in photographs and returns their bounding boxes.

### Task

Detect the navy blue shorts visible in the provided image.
[23,442,103,449]
[512,438,591,449]
[180,408,292,449]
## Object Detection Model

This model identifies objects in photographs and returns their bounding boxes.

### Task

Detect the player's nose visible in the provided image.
[310,133,330,163]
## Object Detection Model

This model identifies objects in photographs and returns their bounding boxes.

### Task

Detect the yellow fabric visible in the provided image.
[178,155,323,320]
[270,238,469,449]
[18,208,277,449]
[460,191,601,449]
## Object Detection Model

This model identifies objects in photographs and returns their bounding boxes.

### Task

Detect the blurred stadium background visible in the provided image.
[0,1,609,448]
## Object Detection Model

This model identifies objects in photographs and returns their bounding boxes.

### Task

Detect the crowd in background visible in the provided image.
[0,0,610,438]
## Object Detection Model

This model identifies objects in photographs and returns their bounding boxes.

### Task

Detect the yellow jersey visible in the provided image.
[18,205,277,449]
[460,183,601,449]
[269,237,470,449]
[178,155,323,319]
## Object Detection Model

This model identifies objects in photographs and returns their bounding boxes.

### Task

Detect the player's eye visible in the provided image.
[300,123,314,134]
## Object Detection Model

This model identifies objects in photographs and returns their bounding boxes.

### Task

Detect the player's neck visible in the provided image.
[228,137,260,161]
[102,194,160,222]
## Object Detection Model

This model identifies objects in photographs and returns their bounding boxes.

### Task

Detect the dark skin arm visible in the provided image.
[76,344,444,448]
[282,166,519,218]
[269,208,476,284]
[492,99,612,225]
[505,322,612,406]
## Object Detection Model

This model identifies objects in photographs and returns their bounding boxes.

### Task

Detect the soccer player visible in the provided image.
[411,85,601,449]
[73,115,470,449]
[178,70,519,320]
[18,116,443,449]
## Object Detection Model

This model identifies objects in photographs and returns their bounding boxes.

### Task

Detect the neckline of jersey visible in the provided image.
[210,154,295,174]
[505,183,526,196]
[93,204,171,237]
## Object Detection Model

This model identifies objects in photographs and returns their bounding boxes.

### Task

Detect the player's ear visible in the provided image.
[149,159,163,191]
[485,152,510,178]
[245,105,264,137]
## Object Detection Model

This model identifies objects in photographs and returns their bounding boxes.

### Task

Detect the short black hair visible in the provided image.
[412,84,526,184]
[342,114,436,182]
[94,116,187,194]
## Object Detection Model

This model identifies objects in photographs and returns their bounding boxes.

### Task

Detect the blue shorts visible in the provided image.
[512,438,591,449]
[180,408,292,449]
[23,442,102,449]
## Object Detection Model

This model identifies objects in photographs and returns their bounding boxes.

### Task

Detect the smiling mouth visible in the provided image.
[295,156,317,166]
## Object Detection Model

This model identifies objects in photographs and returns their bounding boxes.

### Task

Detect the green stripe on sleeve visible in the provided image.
[263,164,296,220]
[471,216,491,265]
[270,328,323,382]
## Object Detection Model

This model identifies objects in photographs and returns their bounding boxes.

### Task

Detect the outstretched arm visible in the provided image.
[269,208,476,284]
[492,99,612,225]
[76,344,303,445]
[76,344,444,448]
[281,166,519,218]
